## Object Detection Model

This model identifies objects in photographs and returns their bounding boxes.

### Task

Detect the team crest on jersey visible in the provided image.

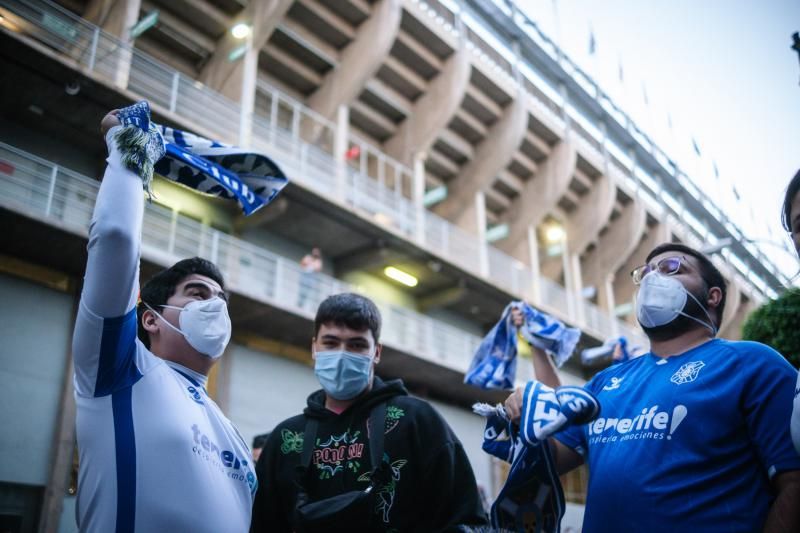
[670,361,705,385]
[187,385,204,404]
[602,377,624,391]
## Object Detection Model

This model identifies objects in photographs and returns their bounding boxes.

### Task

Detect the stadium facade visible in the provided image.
[0,0,787,530]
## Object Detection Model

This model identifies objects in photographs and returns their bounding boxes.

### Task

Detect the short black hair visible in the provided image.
[314,293,382,343]
[781,169,800,232]
[646,243,727,326]
[252,433,270,449]
[137,257,225,348]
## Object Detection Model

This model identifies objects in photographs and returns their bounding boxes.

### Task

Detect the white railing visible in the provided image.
[3,0,651,347]
[0,141,483,373]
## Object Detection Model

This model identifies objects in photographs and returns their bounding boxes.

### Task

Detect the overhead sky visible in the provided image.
[513,0,800,279]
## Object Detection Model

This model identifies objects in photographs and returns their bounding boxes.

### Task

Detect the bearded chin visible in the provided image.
[639,287,712,341]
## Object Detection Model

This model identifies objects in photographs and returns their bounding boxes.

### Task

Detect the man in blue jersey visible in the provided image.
[780,169,800,455]
[71,110,254,532]
[505,242,800,532]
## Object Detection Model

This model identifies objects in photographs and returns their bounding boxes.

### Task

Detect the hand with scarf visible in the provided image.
[511,305,561,388]
[501,380,600,443]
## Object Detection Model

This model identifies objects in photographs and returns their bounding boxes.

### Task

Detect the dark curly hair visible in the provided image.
[137,257,225,348]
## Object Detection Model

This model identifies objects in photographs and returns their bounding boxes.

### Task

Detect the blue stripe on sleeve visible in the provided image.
[112,387,136,533]
[94,309,143,397]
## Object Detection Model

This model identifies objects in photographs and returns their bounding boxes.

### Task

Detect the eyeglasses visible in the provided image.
[631,256,687,285]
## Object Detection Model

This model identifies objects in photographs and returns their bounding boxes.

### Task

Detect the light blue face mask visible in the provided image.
[314,350,375,400]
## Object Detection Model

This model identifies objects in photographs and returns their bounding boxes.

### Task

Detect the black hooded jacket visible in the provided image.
[251,377,488,532]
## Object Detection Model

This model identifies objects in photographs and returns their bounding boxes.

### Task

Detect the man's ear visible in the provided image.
[142,308,159,335]
[706,286,724,323]
[374,343,382,365]
[707,287,723,309]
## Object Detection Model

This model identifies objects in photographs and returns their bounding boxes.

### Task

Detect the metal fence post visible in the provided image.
[88,27,100,72]
[44,165,58,216]
[169,72,180,113]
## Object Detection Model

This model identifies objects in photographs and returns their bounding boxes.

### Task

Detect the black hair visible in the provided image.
[646,243,727,327]
[781,169,800,232]
[314,293,382,343]
[137,257,225,348]
[252,433,270,449]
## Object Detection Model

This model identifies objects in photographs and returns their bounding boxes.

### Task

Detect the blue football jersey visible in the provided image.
[556,339,800,533]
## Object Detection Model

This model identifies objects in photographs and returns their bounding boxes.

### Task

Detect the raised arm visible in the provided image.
[511,307,561,388]
[72,112,148,397]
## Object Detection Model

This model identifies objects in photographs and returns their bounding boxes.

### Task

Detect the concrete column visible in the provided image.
[527,224,542,304]
[475,191,489,277]
[601,273,619,335]
[413,152,427,245]
[307,0,402,119]
[238,32,257,147]
[718,277,742,338]
[384,35,470,165]
[581,198,647,316]
[719,296,757,341]
[85,0,141,88]
[199,0,293,100]
[561,233,576,320]
[569,248,585,323]
[498,140,576,257]
[334,105,350,202]
[435,92,529,225]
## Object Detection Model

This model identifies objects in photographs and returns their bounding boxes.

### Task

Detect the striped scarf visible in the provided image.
[112,101,287,216]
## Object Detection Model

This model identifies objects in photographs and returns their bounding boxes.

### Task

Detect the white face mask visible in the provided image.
[636,272,717,335]
[145,297,232,358]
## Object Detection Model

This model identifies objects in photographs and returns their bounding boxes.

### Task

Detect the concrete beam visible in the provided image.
[199,0,293,101]
[418,285,467,311]
[465,84,503,117]
[498,140,577,262]
[384,38,470,164]
[277,20,340,66]
[434,92,529,226]
[525,130,551,157]
[582,197,647,314]
[384,55,428,93]
[307,0,403,120]
[438,128,476,161]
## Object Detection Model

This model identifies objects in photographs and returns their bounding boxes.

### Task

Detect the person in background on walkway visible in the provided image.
[298,246,323,309]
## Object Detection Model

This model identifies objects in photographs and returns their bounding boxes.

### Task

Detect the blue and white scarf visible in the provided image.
[474,381,600,532]
[464,302,582,389]
[112,101,287,216]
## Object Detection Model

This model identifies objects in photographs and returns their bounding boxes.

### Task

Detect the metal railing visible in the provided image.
[2,0,650,349]
[0,141,482,374]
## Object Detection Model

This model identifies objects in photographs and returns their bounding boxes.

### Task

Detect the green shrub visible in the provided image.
[741,288,800,369]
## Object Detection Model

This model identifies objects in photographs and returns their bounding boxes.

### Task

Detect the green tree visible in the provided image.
[741,288,800,369]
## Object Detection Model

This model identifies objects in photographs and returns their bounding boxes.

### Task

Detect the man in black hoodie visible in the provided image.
[251,293,488,532]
